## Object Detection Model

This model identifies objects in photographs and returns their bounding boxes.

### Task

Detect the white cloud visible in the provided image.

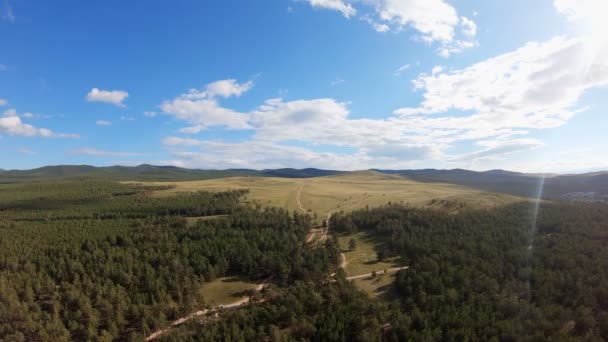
[554,0,605,23]
[179,125,205,134]
[460,16,476,37]
[96,120,111,126]
[71,147,144,157]
[450,138,543,163]
[0,99,7,106]
[86,88,129,107]
[204,79,252,98]
[306,0,477,56]
[250,98,350,141]
[431,65,443,74]
[3,108,35,118]
[0,113,78,138]
[331,78,345,86]
[395,36,608,137]
[372,22,390,32]
[394,63,411,76]
[160,95,446,169]
[160,79,253,130]
[161,98,250,129]
[554,0,608,46]
[306,0,356,18]
[437,39,477,58]
[182,79,253,100]
[143,111,157,117]
[504,146,608,174]
[373,0,460,43]
[162,137,420,170]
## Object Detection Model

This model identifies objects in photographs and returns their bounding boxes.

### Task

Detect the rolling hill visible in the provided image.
[1,164,606,200]
[374,169,608,199]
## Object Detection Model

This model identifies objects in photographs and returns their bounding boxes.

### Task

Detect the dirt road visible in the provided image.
[345,267,409,281]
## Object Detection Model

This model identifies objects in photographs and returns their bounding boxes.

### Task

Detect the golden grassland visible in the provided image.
[125,171,524,224]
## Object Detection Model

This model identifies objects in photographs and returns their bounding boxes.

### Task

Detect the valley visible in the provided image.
[2,168,608,341]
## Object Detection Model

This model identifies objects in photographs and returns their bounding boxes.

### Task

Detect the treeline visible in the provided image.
[0,181,247,221]
[0,181,339,341]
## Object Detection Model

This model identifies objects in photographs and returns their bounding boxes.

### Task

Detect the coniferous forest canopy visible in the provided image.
[1,179,608,341]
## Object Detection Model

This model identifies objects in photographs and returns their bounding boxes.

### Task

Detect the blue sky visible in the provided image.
[1,0,607,172]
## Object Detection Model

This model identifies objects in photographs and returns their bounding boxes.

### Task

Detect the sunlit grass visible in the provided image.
[199,276,257,307]
[337,231,400,276]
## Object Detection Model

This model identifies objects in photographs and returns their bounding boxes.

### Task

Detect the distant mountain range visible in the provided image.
[0,164,344,181]
[1,164,606,200]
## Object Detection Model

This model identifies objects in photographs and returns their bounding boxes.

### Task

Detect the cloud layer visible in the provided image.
[306,0,478,57]
[86,88,129,107]
[1,109,78,138]
[160,15,608,171]
[71,147,144,157]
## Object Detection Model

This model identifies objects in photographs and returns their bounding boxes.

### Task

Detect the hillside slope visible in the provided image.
[375,169,608,199]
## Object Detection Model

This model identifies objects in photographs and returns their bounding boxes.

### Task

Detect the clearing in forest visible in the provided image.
[352,273,399,299]
[337,231,400,277]
[199,276,258,308]
[336,231,405,298]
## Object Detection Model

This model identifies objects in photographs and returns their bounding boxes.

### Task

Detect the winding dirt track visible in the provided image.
[296,184,306,212]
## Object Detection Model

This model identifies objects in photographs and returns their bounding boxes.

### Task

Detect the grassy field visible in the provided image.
[126,171,524,224]
[337,231,404,298]
[352,273,399,299]
[337,231,400,276]
[199,277,258,307]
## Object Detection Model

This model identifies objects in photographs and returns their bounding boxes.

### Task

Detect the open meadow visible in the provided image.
[127,171,524,224]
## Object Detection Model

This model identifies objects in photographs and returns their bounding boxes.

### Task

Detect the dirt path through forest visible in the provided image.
[345,267,409,280]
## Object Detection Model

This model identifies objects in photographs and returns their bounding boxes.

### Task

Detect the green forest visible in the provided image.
[2,180,608,341]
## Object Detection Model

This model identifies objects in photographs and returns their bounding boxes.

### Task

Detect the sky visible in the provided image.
[1,0,607,173]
